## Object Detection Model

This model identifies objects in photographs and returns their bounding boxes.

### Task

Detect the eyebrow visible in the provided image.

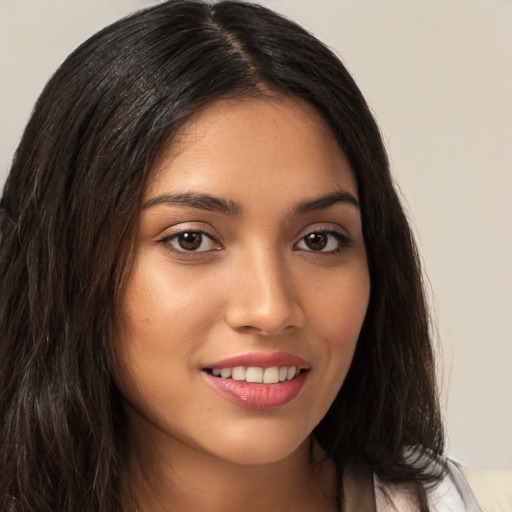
[293,191,360,215]
[143,192,242,215]
[142,190,359,216]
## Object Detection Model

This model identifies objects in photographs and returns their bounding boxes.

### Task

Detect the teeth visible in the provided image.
[210,366,301,383]
[246,367,263,383]
[287,366,296,380]
[263,367,279,384]
[232,366,246,381]
[219,368,232,379]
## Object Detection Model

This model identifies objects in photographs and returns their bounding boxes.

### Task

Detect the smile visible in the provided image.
[208,366,301,383]
[202,352,311,409]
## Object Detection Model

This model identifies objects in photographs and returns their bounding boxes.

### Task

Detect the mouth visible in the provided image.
[201,352,311,409]
[204,365,307,384]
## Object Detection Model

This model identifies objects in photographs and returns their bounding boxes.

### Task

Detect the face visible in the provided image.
[115,96,370,466]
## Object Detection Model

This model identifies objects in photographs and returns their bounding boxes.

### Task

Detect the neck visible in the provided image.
[121,419,337,512]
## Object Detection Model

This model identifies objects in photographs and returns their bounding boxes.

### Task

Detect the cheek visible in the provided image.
[119,256,223,354]
[113,258,221,420]
[307,263,370,402]
[310,267,370,350]
[113,260,220,406]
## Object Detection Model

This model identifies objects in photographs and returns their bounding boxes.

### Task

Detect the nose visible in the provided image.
[224,251,305,336]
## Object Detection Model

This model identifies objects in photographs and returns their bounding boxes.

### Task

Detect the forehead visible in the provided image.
[146,95,357,205]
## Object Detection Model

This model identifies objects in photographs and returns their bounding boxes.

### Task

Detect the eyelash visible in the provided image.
[158,228,352,256]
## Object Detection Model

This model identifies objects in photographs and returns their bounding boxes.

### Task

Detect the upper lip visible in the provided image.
[203,351,311,370]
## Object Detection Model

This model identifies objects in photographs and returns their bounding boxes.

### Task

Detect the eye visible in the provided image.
[161,231,221,253]
[295,230,349,253]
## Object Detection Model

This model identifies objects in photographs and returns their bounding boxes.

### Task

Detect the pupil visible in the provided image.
[305,233,327,250]
[178,232,202,250]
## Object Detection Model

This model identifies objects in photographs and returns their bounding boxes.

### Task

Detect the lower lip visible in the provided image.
[203,371,308,410]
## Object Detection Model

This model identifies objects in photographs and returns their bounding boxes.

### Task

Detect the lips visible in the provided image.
[202,352,310,409]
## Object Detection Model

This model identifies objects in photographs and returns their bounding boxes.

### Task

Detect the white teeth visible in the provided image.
[263,367,280,384]
[210,365,301,383]
[245,367,263,383]
[232,366,246,381]
[219,367,232,379]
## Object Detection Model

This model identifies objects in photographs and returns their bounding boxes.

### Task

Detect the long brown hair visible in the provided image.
[0,1,443,510]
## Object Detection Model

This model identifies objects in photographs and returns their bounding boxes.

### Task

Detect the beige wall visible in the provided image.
[1,0,510,468]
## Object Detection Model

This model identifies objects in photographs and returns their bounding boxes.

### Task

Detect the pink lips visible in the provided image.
[202,351,310,410]
[205,351,310,370]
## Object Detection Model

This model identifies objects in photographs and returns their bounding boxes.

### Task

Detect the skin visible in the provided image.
[115,95,370,512]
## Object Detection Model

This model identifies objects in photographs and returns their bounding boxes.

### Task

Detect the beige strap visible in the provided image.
[343,458,377,512]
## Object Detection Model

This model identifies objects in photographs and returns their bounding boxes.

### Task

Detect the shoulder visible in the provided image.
[374,458,512,512]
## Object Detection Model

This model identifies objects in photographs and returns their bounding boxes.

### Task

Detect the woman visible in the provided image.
[0,1,507,511]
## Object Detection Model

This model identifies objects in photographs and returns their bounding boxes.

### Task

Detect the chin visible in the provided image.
[202,422,311,466]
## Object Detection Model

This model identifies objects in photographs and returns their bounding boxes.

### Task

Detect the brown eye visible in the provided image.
[177,232,202,250]
[304,233,328,251]
[163,231,220,253]
[296,230,348,253]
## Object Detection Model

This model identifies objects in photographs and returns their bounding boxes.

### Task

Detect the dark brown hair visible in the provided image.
[0,1,443,510]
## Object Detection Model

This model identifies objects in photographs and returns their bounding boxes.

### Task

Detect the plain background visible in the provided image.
[0,0,510,469]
